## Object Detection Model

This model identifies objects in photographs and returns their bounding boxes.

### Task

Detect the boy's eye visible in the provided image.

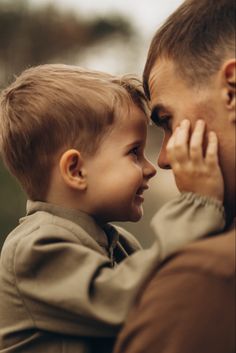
[130,147,138,155]
[129,147,139,158]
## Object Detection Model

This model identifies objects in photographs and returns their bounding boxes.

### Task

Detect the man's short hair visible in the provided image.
[0,64,147,201]
[143,0,236,98]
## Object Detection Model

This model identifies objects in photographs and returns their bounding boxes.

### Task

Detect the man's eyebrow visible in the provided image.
[150,104,172,126]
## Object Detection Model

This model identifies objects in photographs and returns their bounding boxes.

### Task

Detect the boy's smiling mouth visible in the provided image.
[135,185,149,201]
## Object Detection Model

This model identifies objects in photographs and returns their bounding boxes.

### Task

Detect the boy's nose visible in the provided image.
[144,158,157,179]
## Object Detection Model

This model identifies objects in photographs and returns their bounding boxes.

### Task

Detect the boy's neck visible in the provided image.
[45,192,109,228]
[45,181,88,214]
[45,171,110,227]
[46,192,86,214]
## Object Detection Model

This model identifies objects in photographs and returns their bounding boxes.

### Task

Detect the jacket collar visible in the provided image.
[25,200,119,252]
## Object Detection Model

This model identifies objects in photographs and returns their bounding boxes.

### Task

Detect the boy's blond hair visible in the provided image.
[0,64,148,201]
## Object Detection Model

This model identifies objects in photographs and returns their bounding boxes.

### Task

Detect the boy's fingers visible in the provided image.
[189,120,205,163]
[166,129,178,165]
[173,120,190,163]
[166,131,175,150]
[205,131,218,166]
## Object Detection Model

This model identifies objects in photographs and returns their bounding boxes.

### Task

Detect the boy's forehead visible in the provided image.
[114,101,149,127]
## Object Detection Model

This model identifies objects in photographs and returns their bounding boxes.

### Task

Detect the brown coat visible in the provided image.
[114,226,235,353]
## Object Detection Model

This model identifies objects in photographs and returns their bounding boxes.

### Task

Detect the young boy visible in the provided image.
[0,64,225,353]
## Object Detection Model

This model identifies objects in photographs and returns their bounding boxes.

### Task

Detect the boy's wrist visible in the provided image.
[180,191,224,212]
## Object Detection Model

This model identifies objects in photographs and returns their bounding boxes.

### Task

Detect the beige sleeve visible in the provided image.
[151,192,225,259]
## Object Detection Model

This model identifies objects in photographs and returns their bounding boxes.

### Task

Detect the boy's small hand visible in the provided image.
[166,119,224,202]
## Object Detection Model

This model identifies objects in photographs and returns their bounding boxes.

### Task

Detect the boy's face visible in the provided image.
[148,59,236,215]
[83,103,156,224]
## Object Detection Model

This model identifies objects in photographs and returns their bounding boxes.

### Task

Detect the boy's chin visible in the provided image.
[127,208,144,223]
[109,207,143,223]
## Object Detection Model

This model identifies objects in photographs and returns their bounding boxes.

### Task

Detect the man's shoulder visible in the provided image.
[116,232,235,353]
[159,228,235,279]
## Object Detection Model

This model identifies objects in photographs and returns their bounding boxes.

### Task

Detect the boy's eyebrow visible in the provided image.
[126,139,145,148]
[150,104,172,127]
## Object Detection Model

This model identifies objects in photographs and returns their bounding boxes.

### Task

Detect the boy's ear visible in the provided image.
[59,149,87,190]
[221,59,236,123]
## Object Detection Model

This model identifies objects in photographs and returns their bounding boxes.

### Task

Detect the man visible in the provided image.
[113,0,235,352]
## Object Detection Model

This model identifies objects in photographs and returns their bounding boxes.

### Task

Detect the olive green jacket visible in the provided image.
[0,193,225,353]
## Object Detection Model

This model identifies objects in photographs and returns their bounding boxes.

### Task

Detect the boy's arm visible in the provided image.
[151,192,224,259]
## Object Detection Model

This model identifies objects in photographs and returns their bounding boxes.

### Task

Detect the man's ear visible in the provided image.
[59,149,87,190]
[221,59,236,123]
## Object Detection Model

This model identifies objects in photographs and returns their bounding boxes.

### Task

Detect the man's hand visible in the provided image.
[166,119,224,202]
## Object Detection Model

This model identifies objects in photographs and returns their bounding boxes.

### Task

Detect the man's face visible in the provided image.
[149,59,235,217]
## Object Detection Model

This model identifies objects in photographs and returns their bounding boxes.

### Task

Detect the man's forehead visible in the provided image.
[148,67,168,110]
[148,60,175,102]
[147,59,197,111]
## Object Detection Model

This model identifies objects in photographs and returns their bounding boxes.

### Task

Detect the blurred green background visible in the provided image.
[0,0,180,250]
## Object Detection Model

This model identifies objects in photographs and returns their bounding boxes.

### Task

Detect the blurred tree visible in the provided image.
[0,0,135,249]
[0,161,26,250]
[0,0,134,87]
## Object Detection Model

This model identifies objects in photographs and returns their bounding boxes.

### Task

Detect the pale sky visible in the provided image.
[28,0,184,74]
[29,0,184,36]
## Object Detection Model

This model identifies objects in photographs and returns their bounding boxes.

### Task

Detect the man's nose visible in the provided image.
[158,142,171,170]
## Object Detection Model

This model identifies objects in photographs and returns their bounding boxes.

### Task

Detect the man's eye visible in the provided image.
[160,116,172,131]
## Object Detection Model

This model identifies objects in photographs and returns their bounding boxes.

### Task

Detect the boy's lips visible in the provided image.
[137,185,149,194]
[136,185,149,197]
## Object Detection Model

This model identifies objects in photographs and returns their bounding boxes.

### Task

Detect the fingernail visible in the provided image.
[209,131,216,138]
[181,119,190,126]
[175,126,180,134]
[196,119,205,126]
